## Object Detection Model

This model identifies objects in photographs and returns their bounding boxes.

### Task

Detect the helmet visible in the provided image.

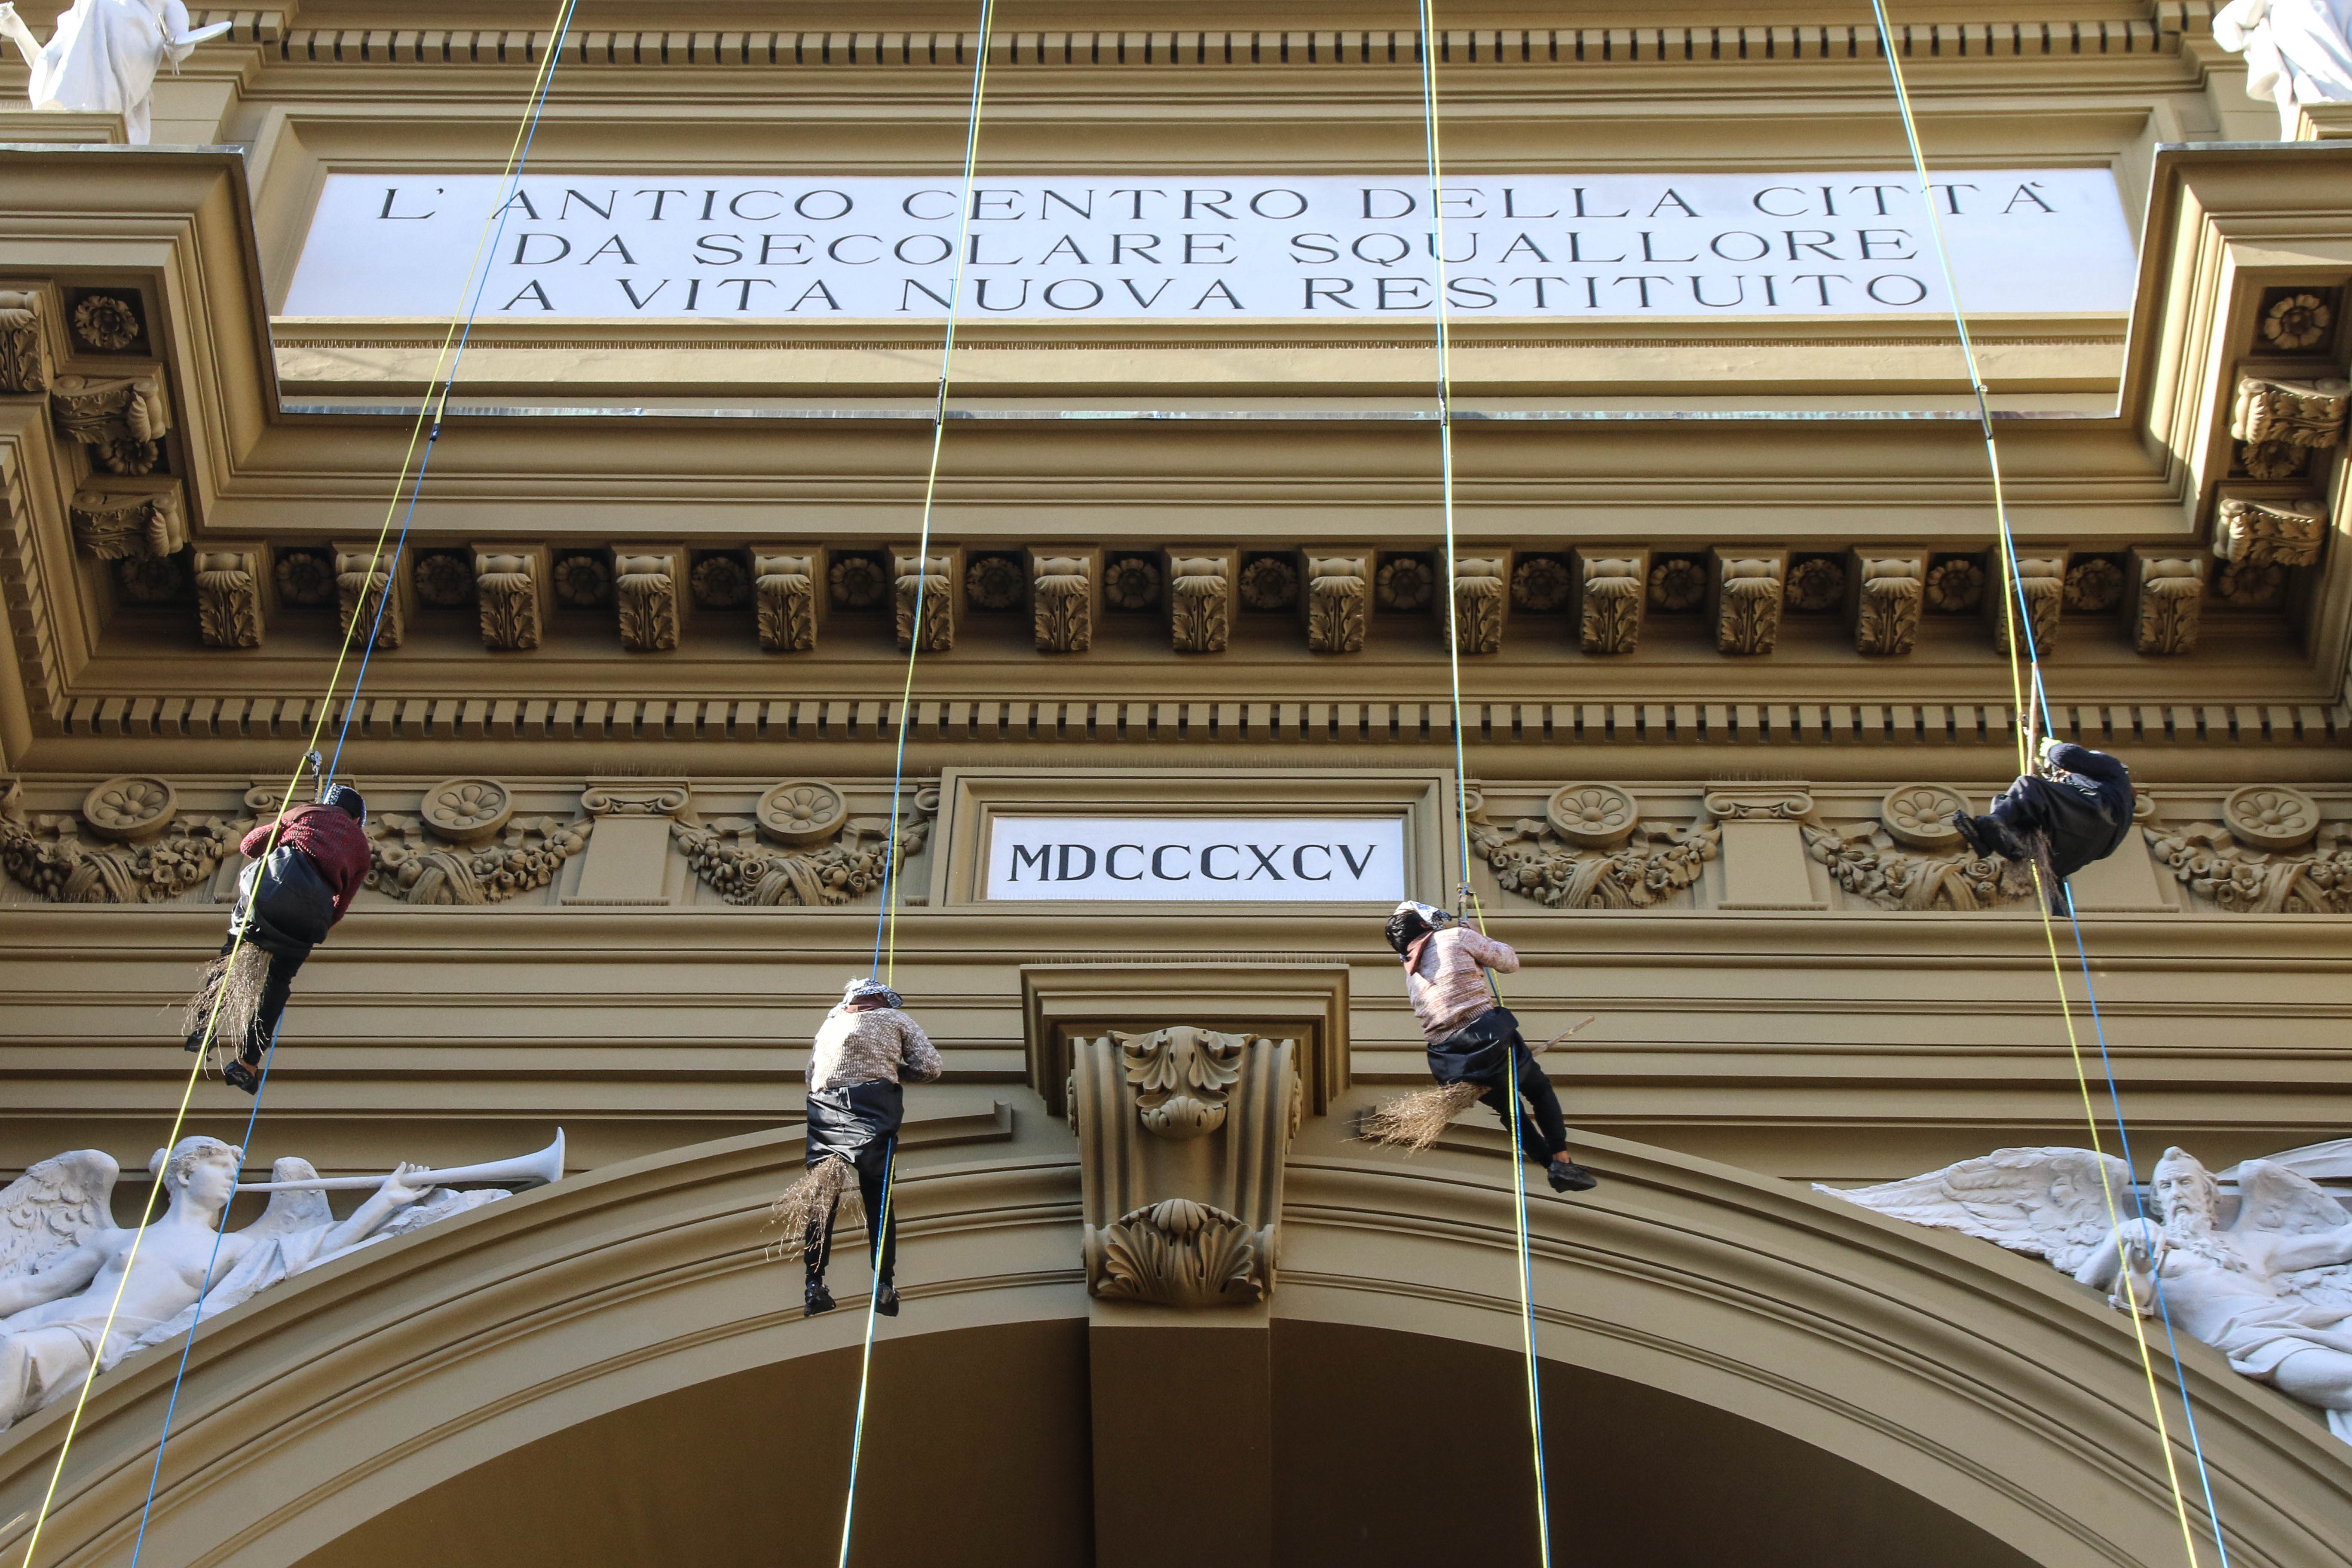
[323,784,366,824]
[1384,900,1451,955]
[842,977,903,1010]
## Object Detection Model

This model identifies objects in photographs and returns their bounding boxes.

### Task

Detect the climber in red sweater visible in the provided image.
[183,784,371,1093]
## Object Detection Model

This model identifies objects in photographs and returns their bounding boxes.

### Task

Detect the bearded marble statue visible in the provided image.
[0,1136,510,1431]
[0,0,230,144]
[1824,1141,2352,1442]
[2214,0,2352,138]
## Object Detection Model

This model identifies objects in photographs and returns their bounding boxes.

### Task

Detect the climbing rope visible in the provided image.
[1412,8,1552,1562]
[1868,10,2227,1565]
[835,1142,897,1568]
[8,15,584,1568]
[874,0,998,987]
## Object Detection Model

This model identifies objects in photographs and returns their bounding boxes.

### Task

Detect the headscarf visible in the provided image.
[841,977,903,1011]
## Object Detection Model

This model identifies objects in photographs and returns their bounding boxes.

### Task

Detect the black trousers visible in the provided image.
[186,937,307,1063]
[804,1081,903,1293]
[1476,1038,1570,1164]
[1428,1010,1570,1163]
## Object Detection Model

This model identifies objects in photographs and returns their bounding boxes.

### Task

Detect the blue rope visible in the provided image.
[125,1022,281,1568]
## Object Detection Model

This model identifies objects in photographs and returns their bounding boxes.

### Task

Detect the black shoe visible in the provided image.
[221,1057,262,1096]
[1547,1161,1599,1194]
[874,1285,900,1317]
[805,1283,836,1317]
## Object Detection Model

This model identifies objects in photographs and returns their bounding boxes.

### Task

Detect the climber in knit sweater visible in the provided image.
[770,978,944,1317]
[181,783,371,1094]
[1358,901,1598,1194]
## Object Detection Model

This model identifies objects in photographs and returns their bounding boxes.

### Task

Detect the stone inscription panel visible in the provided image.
[985,816,1405,902]
[284,169,2134,320]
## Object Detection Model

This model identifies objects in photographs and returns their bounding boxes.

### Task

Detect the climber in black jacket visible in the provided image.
[1952,739,2137,913]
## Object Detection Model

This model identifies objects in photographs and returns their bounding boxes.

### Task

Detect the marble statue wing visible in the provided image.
[2221,1137,2352,1185]
[1816,1146,2135,1274]
[0,1149,120,1279]
[2232,1159,2350,1237]
[238,1158,335,1243]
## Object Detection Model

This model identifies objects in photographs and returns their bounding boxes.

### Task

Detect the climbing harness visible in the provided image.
[8,14,587,1568]
[1868,9,2229,1564]
[1413,8,1553,1561]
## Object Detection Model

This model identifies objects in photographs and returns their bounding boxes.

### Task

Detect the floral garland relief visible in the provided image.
[671,780,934,906]
[364,778,591,905]
[1800,784,2031,911]
[0,777,248,903]
[2150,785,2352,913]
[1471,784,1718,908]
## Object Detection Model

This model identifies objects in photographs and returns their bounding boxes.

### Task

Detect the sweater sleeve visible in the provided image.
[1460,927,1520,974]
[897,1016,945,1083]
[239,815,280,861]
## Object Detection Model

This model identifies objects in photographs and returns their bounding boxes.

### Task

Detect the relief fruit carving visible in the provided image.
[0,779,244,904]
[1473,809,1717,909]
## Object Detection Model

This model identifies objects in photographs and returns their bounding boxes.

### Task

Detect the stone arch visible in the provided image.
[0,1115,2345,1567]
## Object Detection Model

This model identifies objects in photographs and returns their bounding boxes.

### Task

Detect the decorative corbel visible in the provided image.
[1988,554,2064,656]
[2232,371,2351,478]
[472,542,551,651]
[333,539,410,651]
[1710,548,1787,655]
[71,482,182,560]
[1071,1025,1300,1308]
[1448,549,1510,654]
[1165,546,1235,654]
[1031,546,1099,652]
[610,543,687,652]
[2214,493,2328,569]
[0,290,49,392]
[751,546,824,652]
[50,370,168,475]
[2127,549,2206,655]
[1845,548,1924,657]
[1571,546,1648,655]
[893,544,959,652]
[1302,552,1369,654]
[193,542,267,649]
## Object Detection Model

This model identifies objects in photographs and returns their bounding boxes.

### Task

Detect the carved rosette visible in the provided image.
[1033,555,1093,652]
[193,547,263,649]
[2214,496,2327,570]
[1474,807,1718,909]
[753,551,818,652]
[72,486,183,560]
[334,547,404,650]
[366,778,591,905]
[0,291,49,393]
[0,778,246,904]
[1304,555,1367,653]
[614,550,682,651]
[1851,551,1924,657]
[1575,549,1647,655]
[474,549,545,651]
[2151,802,2352,913]
[1991,556,2063,656]
[893,550,955,652]
[1449,555,1507,654]
[2129,551,2205,655]
[1169,554,1232,653]
[1073,1026,1298,1308]
[1712,551,1785,655]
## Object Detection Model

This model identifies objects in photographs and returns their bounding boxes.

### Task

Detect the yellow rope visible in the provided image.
[7,17,581,1567]
[878,2,996,988]
[1867,10,2210,1563]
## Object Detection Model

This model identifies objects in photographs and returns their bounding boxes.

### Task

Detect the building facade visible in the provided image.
[3,2,2352,1563]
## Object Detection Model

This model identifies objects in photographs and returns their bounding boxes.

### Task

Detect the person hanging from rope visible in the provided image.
[1357,901,1598,1194]
[181,781,371,1094]
[1951,737,2137,914]
[769,978,943,1318]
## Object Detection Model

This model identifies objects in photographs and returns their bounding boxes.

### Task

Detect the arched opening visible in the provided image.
[291,1319,2032,1568]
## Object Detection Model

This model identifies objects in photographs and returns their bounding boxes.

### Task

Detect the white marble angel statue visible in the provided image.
[0,0,230,145]
[0,1135,511,1431]
[1823,1142,2352,1442]
[2214,0,2352,138]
